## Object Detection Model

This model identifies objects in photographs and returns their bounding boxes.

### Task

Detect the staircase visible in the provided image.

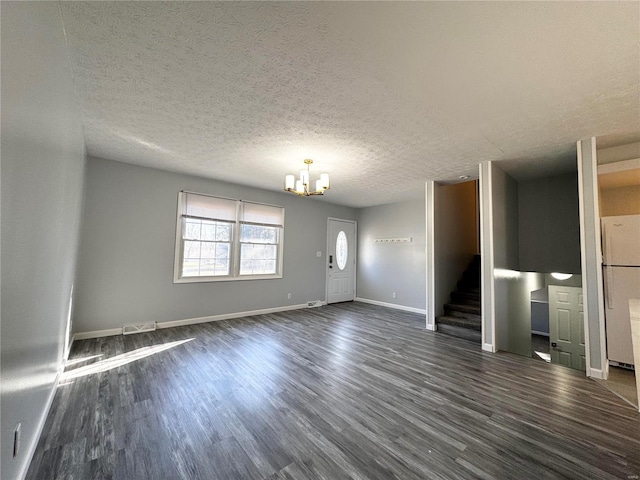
[436,255,481,343]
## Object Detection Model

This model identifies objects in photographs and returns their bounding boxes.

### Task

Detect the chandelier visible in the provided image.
[284,159,330,196]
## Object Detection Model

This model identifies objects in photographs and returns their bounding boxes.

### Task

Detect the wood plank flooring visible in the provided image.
[27,303,640,479]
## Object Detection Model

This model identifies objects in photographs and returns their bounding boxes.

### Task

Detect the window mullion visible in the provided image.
[232,201,242,277]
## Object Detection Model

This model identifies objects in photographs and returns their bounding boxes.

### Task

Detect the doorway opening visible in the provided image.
[486,162,585,373]
[432,179,481,343]
[530,275,584,369]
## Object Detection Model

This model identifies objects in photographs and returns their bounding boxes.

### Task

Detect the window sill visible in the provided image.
[173,273,283,284]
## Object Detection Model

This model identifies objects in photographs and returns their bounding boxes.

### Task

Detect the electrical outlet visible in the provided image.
[392,292,397,299]
[287,293,292,300]
[13,423,21,458]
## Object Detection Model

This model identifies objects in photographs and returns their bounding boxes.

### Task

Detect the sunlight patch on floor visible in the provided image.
[65,354,103,367]
[60,339,194,381]
[535,351,551,362]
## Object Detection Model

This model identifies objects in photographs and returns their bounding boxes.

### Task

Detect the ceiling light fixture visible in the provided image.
[284,159,330,196]
[551,272,573,280]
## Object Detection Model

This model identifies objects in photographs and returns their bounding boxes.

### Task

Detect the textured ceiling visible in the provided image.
[59,1,639,207]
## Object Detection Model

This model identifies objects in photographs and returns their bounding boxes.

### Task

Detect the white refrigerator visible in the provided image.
[602,215,640,366]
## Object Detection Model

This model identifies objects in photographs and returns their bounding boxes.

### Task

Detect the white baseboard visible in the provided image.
[425,323,436,331]
[72,303,313,340]
[587,367,607,380]
[482,343,496,353]
[355,297,426,315]
[18,367,63,480]
[157,303,310,329]
[73,327,122,340]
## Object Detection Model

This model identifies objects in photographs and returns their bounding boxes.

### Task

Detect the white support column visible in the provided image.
[479,162,496,352]
[425,181,436,331]
[577,137,608,379]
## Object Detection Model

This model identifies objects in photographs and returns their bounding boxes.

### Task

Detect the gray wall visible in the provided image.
[518,173,581,274]
[356,198,426,310]
[1,3,86,479]
[74,157,356,333]
[596,141,640,165]
[505,272,544,357]
[434,181,478,316]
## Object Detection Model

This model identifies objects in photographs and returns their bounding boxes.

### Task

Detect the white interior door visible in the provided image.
[327,218,356,304]
[549,285,586,371]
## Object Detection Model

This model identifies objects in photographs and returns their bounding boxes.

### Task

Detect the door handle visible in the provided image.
[605,267,614,308]
[602,223,609,265]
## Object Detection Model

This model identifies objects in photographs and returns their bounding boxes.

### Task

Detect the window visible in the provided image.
[174,192,284,282]
[336,230,348,270]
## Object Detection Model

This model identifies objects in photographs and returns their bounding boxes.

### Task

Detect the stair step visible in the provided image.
[436,323,482,343]
[451,291,480,305]
[464,265,480,275]
[457,280,480,291]
[458,285,480,294]
[436,315,481,331]
[437,255,482,344]
[444,303,481,316]
[463,273,480,284]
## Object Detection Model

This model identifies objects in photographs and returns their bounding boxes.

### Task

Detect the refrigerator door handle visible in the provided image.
[602,222,610,265]
[604,267,614,308]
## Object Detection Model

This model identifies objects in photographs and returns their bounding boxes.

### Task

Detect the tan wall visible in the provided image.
[599,185,640,217]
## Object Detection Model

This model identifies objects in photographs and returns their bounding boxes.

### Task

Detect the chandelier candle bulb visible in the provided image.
[300,169,309,186]
[320,173,330,190]
[285,175,295,190]
[296,179,304,193]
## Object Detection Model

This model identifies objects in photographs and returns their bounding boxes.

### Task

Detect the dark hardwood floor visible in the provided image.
[27,303,640,479]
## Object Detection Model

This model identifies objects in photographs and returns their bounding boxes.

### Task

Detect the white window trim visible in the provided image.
[173,191,284,283]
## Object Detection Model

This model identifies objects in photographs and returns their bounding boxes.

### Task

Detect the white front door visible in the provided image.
[327,218,356,304]
[549,285,586,371]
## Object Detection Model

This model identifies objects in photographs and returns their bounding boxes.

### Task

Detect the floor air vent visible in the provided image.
[122,322,157,335]
[307,300,322,308]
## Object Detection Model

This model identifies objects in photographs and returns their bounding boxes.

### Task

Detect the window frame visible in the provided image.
[238,223,281,276]
[173,191,284,283]
[181,217,235,278]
